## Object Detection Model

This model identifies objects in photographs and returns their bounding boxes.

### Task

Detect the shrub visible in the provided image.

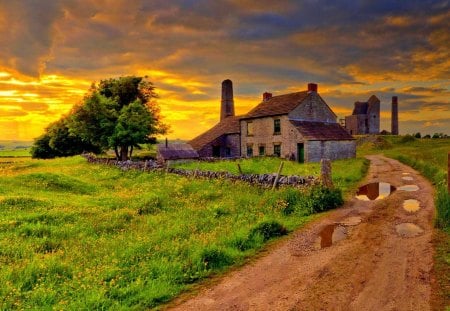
[306,185,343,214]
[249,221,288,242]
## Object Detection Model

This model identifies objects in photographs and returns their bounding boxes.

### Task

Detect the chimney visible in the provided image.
[391,96,399,135]
[221,79,235,121]
[307,83,318,93]
[263,92,272,101]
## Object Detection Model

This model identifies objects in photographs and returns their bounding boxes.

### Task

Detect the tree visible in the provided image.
[32,76,168,160]
[31,117,101,159]
[414,132,421,139]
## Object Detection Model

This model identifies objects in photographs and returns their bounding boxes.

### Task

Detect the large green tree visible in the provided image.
[32,76,168,160]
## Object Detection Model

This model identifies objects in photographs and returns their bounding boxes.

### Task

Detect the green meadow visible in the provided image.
[0,155,363,310]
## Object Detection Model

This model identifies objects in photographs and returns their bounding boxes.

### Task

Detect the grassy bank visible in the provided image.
[0,156,364,309]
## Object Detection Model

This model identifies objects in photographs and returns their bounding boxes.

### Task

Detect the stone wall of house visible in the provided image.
[288,92,336,122]
[197,134,240,158]
[306,140,356,162]
[241,115,301,158]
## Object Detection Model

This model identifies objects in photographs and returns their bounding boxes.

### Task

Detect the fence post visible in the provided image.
[237,163,243,175]
[320,158,333,188]
[272,162,284,190]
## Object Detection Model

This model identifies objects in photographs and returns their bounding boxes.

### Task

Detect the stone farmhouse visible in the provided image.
[189,80,355,163]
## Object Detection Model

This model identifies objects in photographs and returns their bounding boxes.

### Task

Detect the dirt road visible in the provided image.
[169,155,435,311]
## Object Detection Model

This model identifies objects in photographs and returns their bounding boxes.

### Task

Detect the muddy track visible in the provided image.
[168,155,435,311]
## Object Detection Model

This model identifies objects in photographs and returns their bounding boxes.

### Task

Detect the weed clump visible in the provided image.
[0,197,44,210]
[249,221,288,242]
[199,246,233,270]
[137,195,164,215]
[17,173,94,194]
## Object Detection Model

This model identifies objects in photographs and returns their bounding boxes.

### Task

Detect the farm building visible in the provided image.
[344,95,380,135]
[156,142,199,162]
[189,80,355,162]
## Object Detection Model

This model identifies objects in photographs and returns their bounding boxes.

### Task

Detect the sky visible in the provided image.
[0,0,449,141]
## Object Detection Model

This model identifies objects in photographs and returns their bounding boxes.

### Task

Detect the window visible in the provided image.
[273,144,281,157]
[247,122,253,136]
[212,146,220,157]
[259,145,265,156]
[274,119,281,134]
[246,145,253,157]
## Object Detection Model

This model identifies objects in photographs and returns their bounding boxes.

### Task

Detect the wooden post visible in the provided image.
[237,163,243,175]
[272,162,284,190]
[320,158,333,188]
[165,160,171,174]
[448,152,450,193]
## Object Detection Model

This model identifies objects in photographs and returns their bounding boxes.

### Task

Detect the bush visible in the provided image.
[249,221,288,242]
[400,134,416,143]
[306,185,343,214]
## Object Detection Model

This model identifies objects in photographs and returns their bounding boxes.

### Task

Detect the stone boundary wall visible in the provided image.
[82,154,319,189]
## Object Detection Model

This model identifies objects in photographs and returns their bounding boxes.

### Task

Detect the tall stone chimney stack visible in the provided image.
[391,96,399,135]
[221,79,235,121]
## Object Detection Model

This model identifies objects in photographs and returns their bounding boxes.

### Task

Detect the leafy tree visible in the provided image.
[31,118,101,159]
[31,133,56,159]
[414,132,421,138]
[423,134,431,139]
[32,76,168,160]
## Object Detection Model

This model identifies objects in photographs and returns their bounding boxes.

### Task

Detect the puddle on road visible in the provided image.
[356,182,396,201]
[402,176,414,181]
[402,172,410,175]
[398,185,419,192]
[403,199,420,212]
[395,223,424,237]
[315,224,347,249]
[338,216,362,226]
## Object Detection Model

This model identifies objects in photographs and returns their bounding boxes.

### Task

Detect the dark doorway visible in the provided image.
[212,146,221,157]
[297,143,304,163]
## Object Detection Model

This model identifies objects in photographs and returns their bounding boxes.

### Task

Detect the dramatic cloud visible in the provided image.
[0,0,449,140]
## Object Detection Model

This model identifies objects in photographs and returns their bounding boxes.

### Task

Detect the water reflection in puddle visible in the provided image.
[403,199,420,212]
[395,223,424,237]
[315,224,347,249]
[356,182,396,201]
[402,176,414,181]
[398,185,419,192]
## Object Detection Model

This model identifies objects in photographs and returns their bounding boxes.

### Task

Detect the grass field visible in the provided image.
[0,155,363,309]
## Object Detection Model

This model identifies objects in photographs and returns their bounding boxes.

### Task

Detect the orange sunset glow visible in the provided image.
[0,1,449,141]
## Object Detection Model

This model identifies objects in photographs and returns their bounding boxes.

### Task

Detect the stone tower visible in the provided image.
[221,79,235,121]
[391,96,399,135]
[367,95,380,134]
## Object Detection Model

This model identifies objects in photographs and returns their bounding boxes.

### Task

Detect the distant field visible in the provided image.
[0,140,32,157]
[0,155,361,309]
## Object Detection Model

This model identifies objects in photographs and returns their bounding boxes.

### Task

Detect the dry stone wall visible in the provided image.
[82,154,319,189]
